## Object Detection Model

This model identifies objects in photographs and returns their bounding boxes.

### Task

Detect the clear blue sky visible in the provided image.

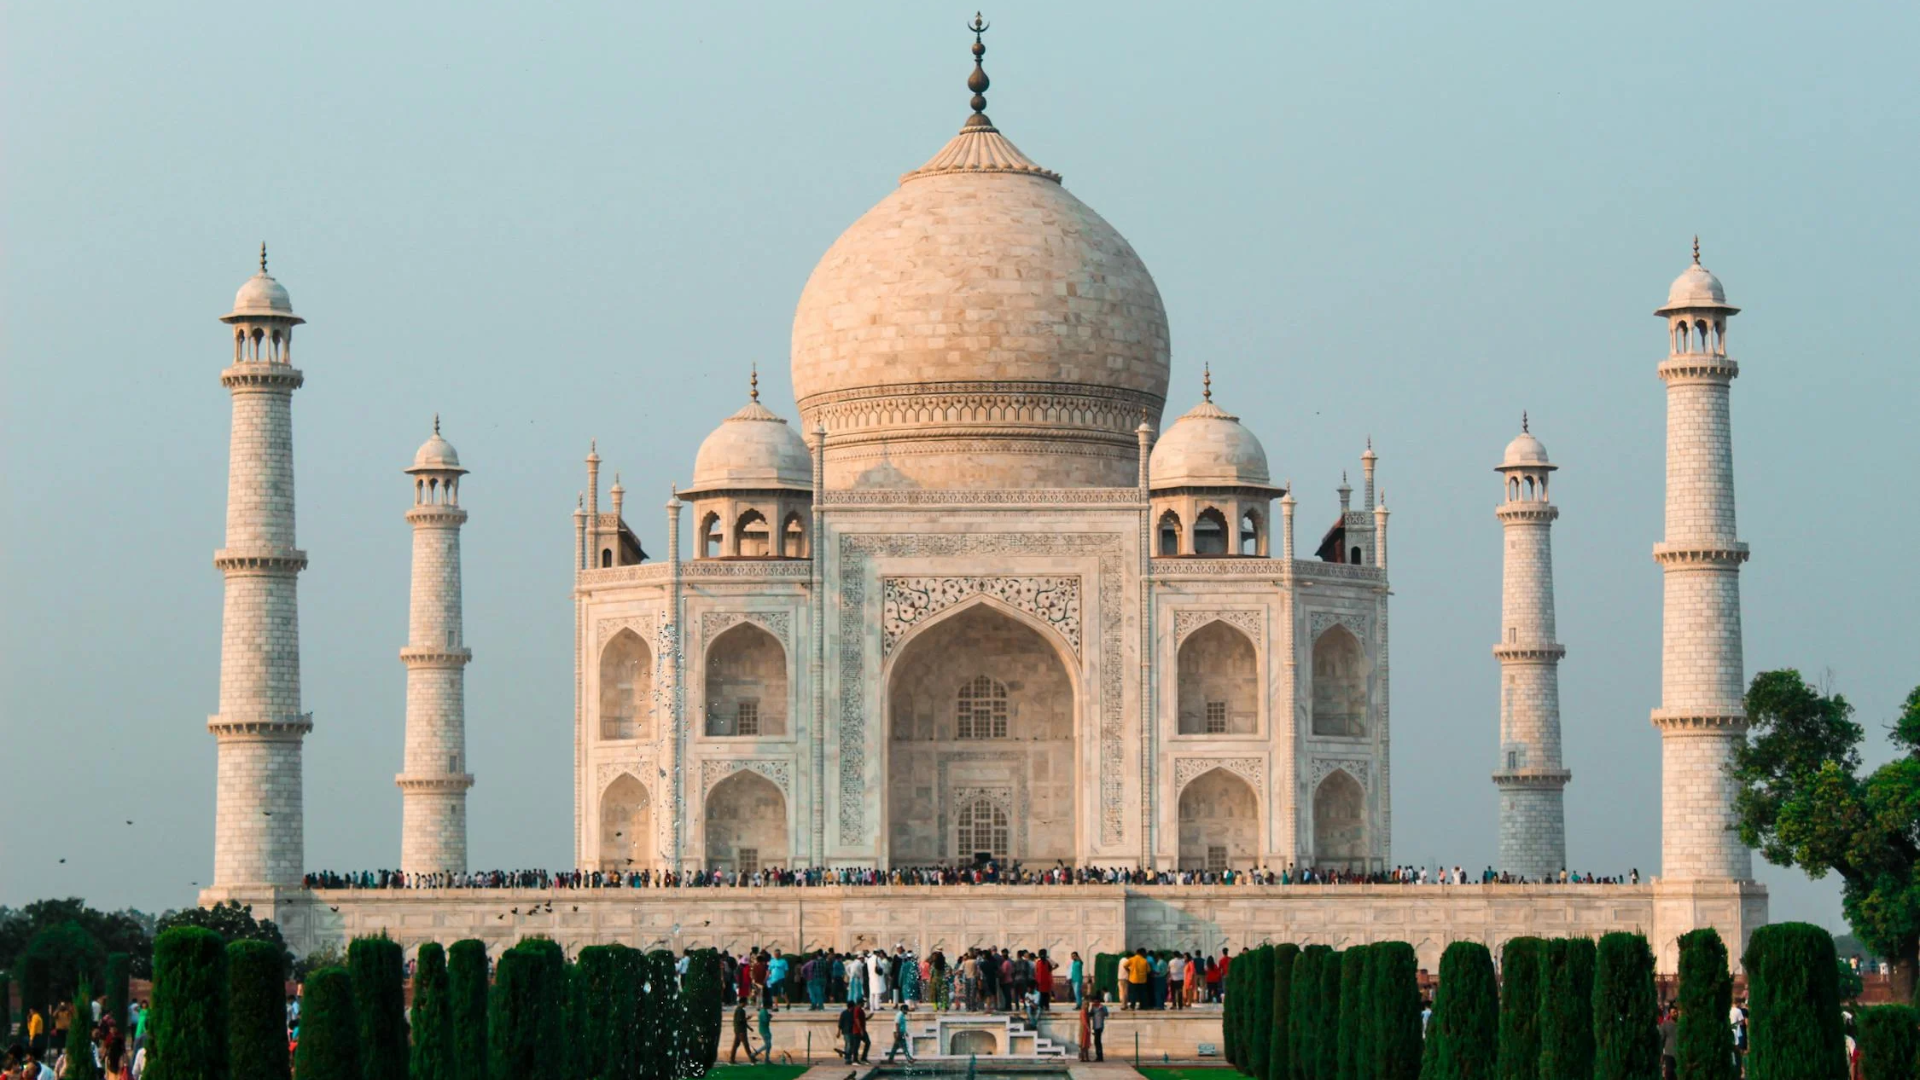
[4,3,1915,932]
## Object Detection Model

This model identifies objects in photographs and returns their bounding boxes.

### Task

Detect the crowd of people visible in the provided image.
[304,862,1641,891]
[5,993,147,1080]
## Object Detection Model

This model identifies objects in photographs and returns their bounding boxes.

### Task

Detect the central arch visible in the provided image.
[884,601,1077,866]
[598,774,653,870]
[1313,769,1367,870]
[1177,768,1258,871]
[704,770,787,873]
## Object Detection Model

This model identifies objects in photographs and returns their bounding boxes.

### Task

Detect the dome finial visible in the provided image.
[1522,410,1529,433]
[750,363,759,402]
[259,242,268,274]
[1692,235,1701,265]
[1202,362,1212,402]
[433,413,441,436]
[966,12,991,123]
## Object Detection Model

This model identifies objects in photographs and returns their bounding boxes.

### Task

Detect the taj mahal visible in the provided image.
[196,24,1766,974]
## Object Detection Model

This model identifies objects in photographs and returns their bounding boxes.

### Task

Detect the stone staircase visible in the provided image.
[902,1010,1072,1058]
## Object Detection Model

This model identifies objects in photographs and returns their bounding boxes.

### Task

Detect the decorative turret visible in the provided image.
[1147,366,1281,556]
[683,368,813,559]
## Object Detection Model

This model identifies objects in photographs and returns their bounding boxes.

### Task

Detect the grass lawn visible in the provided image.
[1136,1070,1240,1080]
[704,1066,810,1080]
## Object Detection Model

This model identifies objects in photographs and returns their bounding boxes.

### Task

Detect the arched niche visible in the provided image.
[1177,767,1258,871]
[598,774,652,870]
[704,770,786,873]
[1192,508,1229,555]
[1177,621,1258,735]
[1313,769,1367,869]
[599,629,653,740]
[704,623,787,737]
[1310,625,1369,737]
[734,509,771,557]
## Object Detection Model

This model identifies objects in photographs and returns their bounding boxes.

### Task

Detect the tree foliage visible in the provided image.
[1496,938,1545,1080]
[1268,944,1299,1080]
[1369,942,1422,1080]
[0,900,152,979]
[679,948,724,1076]
[104,953,131,1038]
[1315,949,1344,1080]
[1744,922,1847,1080]
[1731,672,1920,999]
[1591,932,1658,1080]
[1537,937,1595,1080]
[349,936,409,1080]
[1855,1005,1920,1080]
[228,939,290,1080]
[18,921,106,1013]
[446,940,489,1080]
[411,943,455,1080]
[1288,947,1325,1080]
[64,982,101,1080]
[1675,929,1736,1080]
[155,902,287,959]
[1338,945,1370,1080]
[1420,940,1498,1080]
[1247,946,1275,1080]
[604,946,646,1080]
[294,967,361,1080]
[146,926,230,1080]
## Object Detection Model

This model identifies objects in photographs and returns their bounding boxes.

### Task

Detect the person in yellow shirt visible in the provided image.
[1122,949,1150,1010]
[26,1007,46,1052]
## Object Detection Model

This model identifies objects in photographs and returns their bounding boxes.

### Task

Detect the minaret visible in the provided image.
[398,418,475,875]
[1492,415,1570,880]
[1653,241,1752,882]
[208,245,311,892]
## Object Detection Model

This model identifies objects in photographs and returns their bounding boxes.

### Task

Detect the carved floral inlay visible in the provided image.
[881,576,1081,657]
[1310,757,1371,791]
[1173,756,1265,792]
[699,757,793,798]
[699,610,793,647]
[595,614,656,649]
[1308,611,1370,642]
[1172,610,1263,647]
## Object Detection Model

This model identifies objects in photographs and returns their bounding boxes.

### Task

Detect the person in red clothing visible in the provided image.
[750,950,771,1008]
[1034,949,1055,1010]
[1205,953,1223,1002]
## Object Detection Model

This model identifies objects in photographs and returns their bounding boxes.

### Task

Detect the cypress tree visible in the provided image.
[1338,945,1370,1080]
[643,949,682,1080]
[295,967,362,1080]
[228,939,290,1080]
[1855,1005,1920,1080]
[446,940,489,1080]
[679,948,724,1076]
[575,947,616,1080]
[1316,949,1344,1080]
[1496,937,1547,1080]
[488,949,540,1080]
[1675,929,1736,1080]
[1288,947,1323,1080]
[1225,950,1244,1071]
[103,954,131,1039]
[1537,937,1594,1080]
[1247,946,1275,1080]
[522,940,569,1077]
[349,936,408,1080]
[411,943,455,1080]
[1268,944,1300,1080]
[146,925,230,1080]
[64,982,101,1080]
[0,973,12,1045]
[1371,942,1422,1080]
[1592,932,1659,1080]
[603,945,644,1080]
[1421,940,1498,1080]
[1744,922,1847,1080]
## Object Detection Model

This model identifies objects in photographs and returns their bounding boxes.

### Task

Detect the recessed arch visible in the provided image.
[1158,509,1182,556]
[1193,507,1229,555]
[599,629,652,740]
[598,773,653,870]
[1313,769,1367,870]
[704,770,786,873]
[1239,508,1263,556]
[1177,767,1258,870]
[704,622,786,736]
[733,509,771,557]
[699,512,721,559]
[781,512,807,558]
[1311,624,1368,737]
[1177,621,1257,735]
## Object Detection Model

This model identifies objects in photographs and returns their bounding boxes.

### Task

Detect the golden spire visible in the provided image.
[1202,362,1212,402]
[965,12,992,127]
[750,363,759,402]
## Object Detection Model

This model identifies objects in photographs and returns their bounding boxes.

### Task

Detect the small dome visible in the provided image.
[407,419,465,473]
[232,272,294,315]
[1150,397,1272,489]
[689,398,812,492]
[1656,254,1738,316]
[1500,430,1551,469]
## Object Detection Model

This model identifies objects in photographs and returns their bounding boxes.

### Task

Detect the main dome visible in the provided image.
[792,98,1170,490]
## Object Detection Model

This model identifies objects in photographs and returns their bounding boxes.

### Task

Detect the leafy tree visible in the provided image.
[1268,944,1300,1080]
[349,936,408,1080]
[1675,929,1735,1080]
[446,940,489,1080]
[1496,937,1546,1080]
[155,901,287,958]
[294,967,361,1080]
[19,921,106,1011]
[1536,937,1595,1080]
[104,953,131,1037]
[0,972,12,1042]
[1316,949,1344,1080]
[146,926,230,1080]
[1247,946,1275,1080]
[228,940,290,1080]
[1420,940,1497,1080]
[1731,672,1920,999]
[487,949,540,1080]
[1339,945,1370,1080]
[0,900,152,979]
[1744,922,1847,1080]
[411,943,455,1080]
[1591,932,1658,1080]
[1837,957,1866,1003]
[1855,1005,1920,1080]
[1369,941,1422,1080]
[1288,946,1325,1080]
[64,981,101,1080]
[678,948,724,1076]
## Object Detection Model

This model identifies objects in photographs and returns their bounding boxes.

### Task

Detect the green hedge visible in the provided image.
[146,925,229,1080]
[604,945,645,1080]
[1496,938,1546,1080]
[1744,922,1846,1080]
[349,937,408,1080]
[1421,940,1497,1080]
[104,953,131,1040]
[1856,1005,1920,1080]
[1224,949,1245,1071]
[644,949,682,1080]
[1537,937,1595,1080]
[294,967,361,1080]
[680,948,724,1076]
[227,939,290,1080]
[1369,942,1421,1080]
[1287,947,1324,1080]
[1247,947,1275,1080]
[1095,953,1123,1009]
[447,939,489,1080]
[1268,944,1299,1080]
[1592,932,1658,1080]
[1314,949,1343,1080]
[411,943,455,1080]
[488,948,542,1080]
[1675,929,1735,1080]
[1338,945,1369,1080]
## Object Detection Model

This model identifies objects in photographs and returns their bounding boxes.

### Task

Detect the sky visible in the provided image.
[3,2,1915,932]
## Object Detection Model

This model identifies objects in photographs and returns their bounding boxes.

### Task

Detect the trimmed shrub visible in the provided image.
[1316,949,1344,1080]
[411,943,455,1080]
[1370,942,1422,1080]
[1537,937,1595,1080]
[1248,946,1275,1080]
[146,925,229,1080]
[447,940,489,1080]
[64,983,101,1080]
[104,953,131,1039]
[1224,950,1245,1071]
[1094,954,1122,1014]
[1339,945,1370,1080]
[227,939,290,1080]
[679,948,724,1076]
[644,948,682,1080]
[1288,947,1324,1080]
[1675,929,1735,1080]
[1744,922,1847,1080]
[575,946,617,1080]
[1856,1004,1920,1080]
[349,936,408,1080]
[603,945,645,1080]
[1496,937,1547,1080]
[0,973,11,1044]
[294,967,361,1080]
[1592,932,1659,1080]
[488,949,541,1080]
[1268,944,1300,1080]
[1421,940,1498,1080]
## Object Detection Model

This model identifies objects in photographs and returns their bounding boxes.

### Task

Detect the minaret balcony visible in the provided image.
[1491,767,1571,789]
[1656,355,1739,383]
[1652,542,1749,567]
[207,712,314,739]
[1491,643,1566,662]
[400,646,473,668]
[219,362,305,390]
[213,548,308,574]
[1649,709,1748,733]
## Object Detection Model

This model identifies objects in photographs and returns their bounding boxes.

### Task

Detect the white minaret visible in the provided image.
[398,418,475,874]
[208,246,310,892]
[1492,415,1570,880]
[1653,241,1752,882]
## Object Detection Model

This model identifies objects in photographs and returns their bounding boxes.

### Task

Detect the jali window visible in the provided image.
[956,675,1008,739]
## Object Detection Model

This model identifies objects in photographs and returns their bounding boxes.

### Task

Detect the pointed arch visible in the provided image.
[599,629,652,740]
[1158,509,1183,556]
[598,773,653,870]
[1192,507,1229,555]
[699,512,722,559]
[1312,768,1367,869]
[704,770,787,873]
[1311,624,1369,737]
[1177,767,1259,870]
[1177,620,1258,735]
[704,622,787,736]
[733,509,771,557]
[781,512,807,558]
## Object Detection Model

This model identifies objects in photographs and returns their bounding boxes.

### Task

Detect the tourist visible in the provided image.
[1088,993,1109,1062]
[757,1000,774,1060]
[900,949,920,1005]
[1035,948,1055,1010]
[883,1004,916,1064]
[869,950,888,1008]
[836,1002,857,1063]
[100,1035,129,1080]
[960,950,980,1010]
[727,1001,758,1065]
[1167,951,1187,1010]
[849,1001,872,1064]
[806,951,828,1010]
[1149,952,1168,1010]
[1068,952,1084,1008]
[829,950,847,1003]
[751,949,771,1008]
[735,951,754,1007]
[1024,985,1043,1030]
[1658,1004,1678,1080]
[1122,949,1149,1010]
[929,950,949,1011]
[15,1047,54,1080]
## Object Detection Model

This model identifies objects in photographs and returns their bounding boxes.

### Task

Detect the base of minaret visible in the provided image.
[398,774,475,874]
[1652,877,1769,972]
[1492,769,1570,881]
